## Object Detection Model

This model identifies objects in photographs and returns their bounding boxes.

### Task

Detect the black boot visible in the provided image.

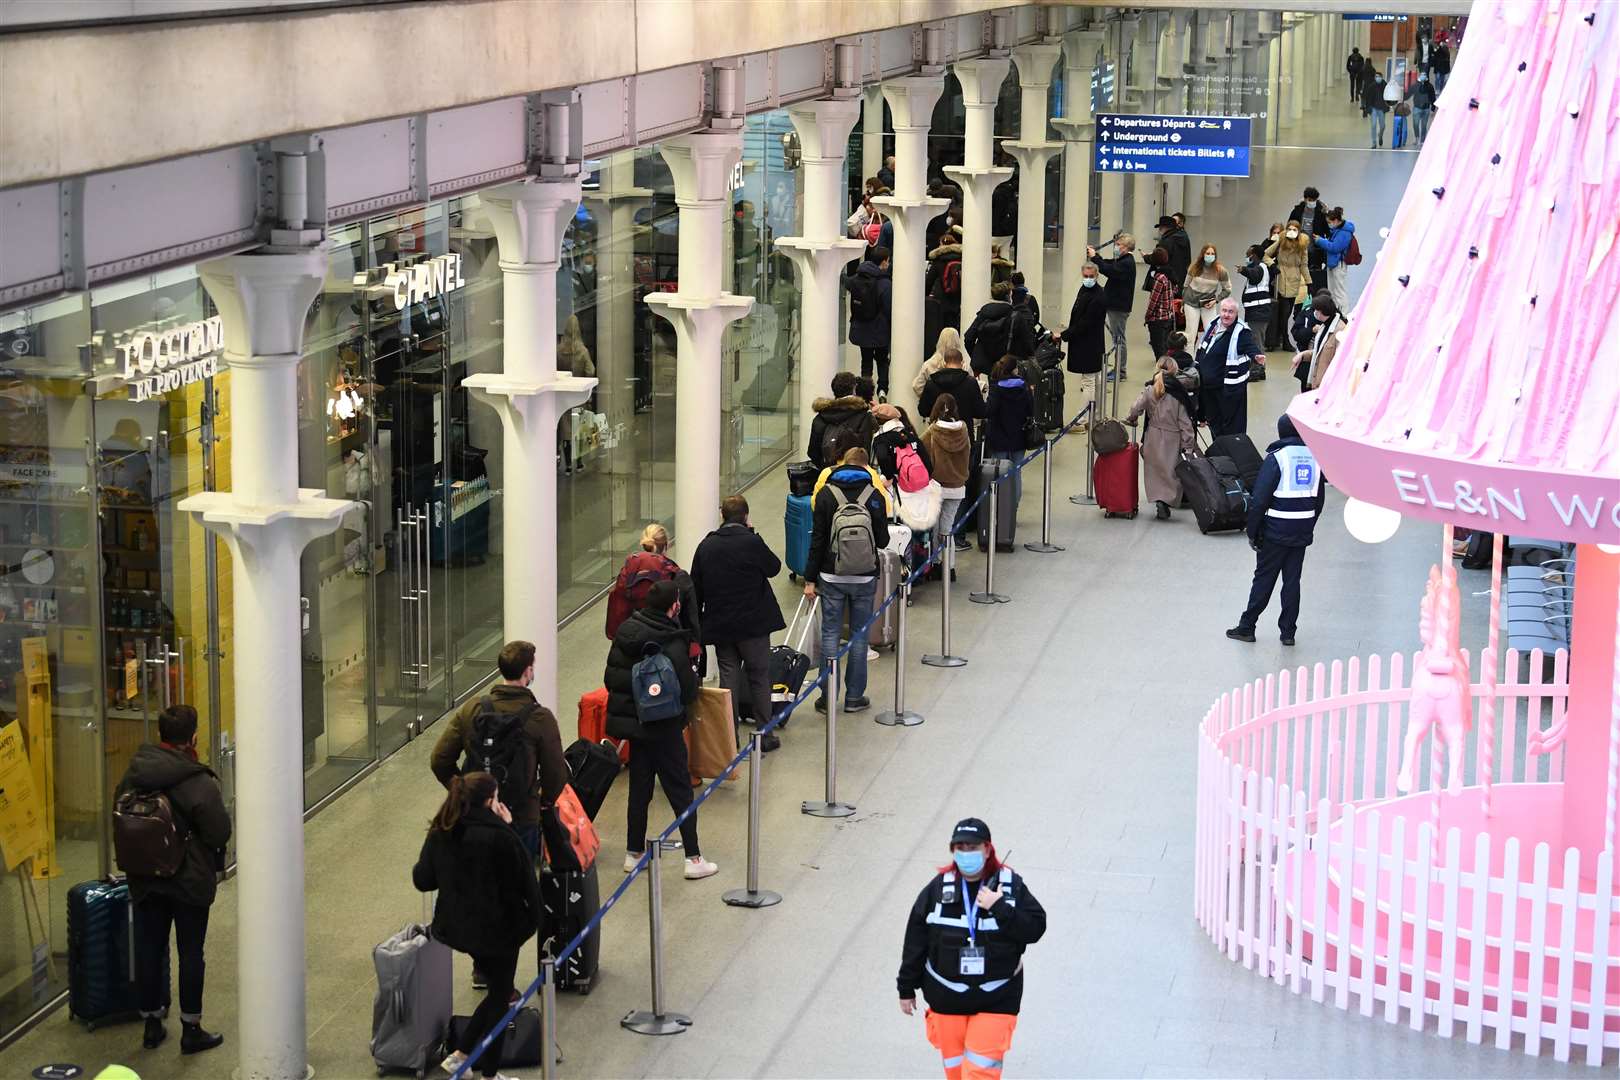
[143,1016,167,1049]
[1155,501,1171,520]
[180,1021,224,1055]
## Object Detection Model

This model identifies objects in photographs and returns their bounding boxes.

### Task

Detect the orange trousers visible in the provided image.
[924,1010,1018,1079]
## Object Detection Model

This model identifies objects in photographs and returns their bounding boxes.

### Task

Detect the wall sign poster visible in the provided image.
[0,722,47,872]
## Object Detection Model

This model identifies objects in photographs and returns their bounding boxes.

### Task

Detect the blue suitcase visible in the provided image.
[784,493,813,581]
[67,878,168,1029]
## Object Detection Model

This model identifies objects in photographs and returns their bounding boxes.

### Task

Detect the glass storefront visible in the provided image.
[0,125,803,1039]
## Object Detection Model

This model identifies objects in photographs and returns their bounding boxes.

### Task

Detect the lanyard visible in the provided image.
[961,879,979,945]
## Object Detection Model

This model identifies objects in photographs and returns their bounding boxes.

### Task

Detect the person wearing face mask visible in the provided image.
[1265,223,1312,351]
[1410,72,1437,143]
[1194,298,1265,439]
[1313,208,1356,315]
[1287,187,1331,295]
[1181,244,1231,343]
[1293,291,1344,392]
[1058,263,1109,401]
[898,819,1047,1080]
[1087,233,1138,380]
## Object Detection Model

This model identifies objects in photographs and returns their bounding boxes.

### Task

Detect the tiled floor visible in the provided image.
[6,83,1578,1080]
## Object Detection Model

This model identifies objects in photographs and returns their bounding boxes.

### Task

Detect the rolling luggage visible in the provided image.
[1036,367,1065,432]
[370,922,453,1077]
[786,460,818,497]
[1094,443,1141,519]
[542,863,601,994]
[1177,454,1249,534]
[448,1007,543,1070]
[769,597,816,725]
[976,457,1018,552]
[563,738,621,821]
[868,548,902,648]
[67,878,166,1030]
[784,493,814,581]
[576,688,629,765]
[1205,433,1264,491]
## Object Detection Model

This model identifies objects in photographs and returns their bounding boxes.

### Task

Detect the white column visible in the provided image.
[1054,27,1105,306]
[871,76,947,416]
[649,133,754,568]
[179,252,354,1080]
[1290,21,1307,123]
[582,157,651,496]
[1003,40,1063,309]
[944,56,1013,321]
[776,98,865,430]
[862,85,886,185]
[463,181,595,712]
[1097,21,1128,241]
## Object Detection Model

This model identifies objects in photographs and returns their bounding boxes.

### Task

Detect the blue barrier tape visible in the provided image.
[452,398,1092,1079]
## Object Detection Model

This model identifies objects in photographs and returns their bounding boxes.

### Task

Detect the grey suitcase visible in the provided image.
[371,922,453,1077]
[976,458,1017,553]
[867,549,902,648]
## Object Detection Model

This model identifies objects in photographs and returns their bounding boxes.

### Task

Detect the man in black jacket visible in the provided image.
[691,496,785,752]
[1151,215,1192,289]
[804,447,890,713]
[807,371,876,468]
[1288,187,1332,294]
[918,345,985,422]
[963,281,1021,376]
[116,704,232,1054]
[1088,233,1137,379]
[1346,47,1366,101]
[1227,414,1326,647]
[603,580,716,879]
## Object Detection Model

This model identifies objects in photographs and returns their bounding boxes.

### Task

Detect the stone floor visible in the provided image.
[6,83,1581,1080]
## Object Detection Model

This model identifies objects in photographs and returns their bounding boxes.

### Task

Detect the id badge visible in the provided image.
[958,946,986,976]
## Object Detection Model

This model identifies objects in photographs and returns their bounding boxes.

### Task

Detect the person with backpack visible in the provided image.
[917,343,985,427]
[113,704,231,1055]
[807,371,877,470]
[691,496,785,753]
[1313,207,1356,315]
[963,281,1020,376]
[847,246,894,399]
[1346,47,1366,102]
[413,771,541,1080]
[803,446,891,715]
[603,580,716,879]
[605,523,701,652]
[926,224,965,332]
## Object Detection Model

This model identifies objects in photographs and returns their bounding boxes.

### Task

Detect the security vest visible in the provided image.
[1201,321,1254,388]
[1267,443,1322,523]
[1242,263,1270,313]
[925,867,1019,995]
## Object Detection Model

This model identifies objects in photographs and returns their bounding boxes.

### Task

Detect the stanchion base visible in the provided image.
[1023,541,1065,553]
[875,709,925,727]
[621,1009,693,1036]
[1068,494,1096,506]
[968,592,1010,605]
[722,888,783,908]
[801,800,857,818]
[921,654,968,668]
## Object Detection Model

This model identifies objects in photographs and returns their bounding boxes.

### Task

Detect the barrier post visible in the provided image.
[875,578,925,726]
[969,478,1010,605]
[620,852,692,1036]
[722,732,783,908]
[1071,375,1103,506]
[921,539,967,668]
[1025,436,1064,554]
[540,957,559,1079]
[802,656,856,817]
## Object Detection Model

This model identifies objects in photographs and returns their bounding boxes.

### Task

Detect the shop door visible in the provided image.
[91,381,224,827]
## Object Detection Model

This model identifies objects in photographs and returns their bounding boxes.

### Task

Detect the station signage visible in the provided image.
[1093,114,1252,178]
[377,252,467,311]
[116,315,223,402]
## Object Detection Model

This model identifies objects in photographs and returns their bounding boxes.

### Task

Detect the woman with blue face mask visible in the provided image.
[897,818,1048,1079]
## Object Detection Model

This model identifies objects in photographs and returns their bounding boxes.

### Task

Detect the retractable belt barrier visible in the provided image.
[452,397,1096,1079]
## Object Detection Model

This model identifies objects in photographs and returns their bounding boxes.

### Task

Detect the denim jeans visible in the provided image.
[817,577,875,701]
[1105,309,1129,373]
[1369,109,1387,145]
[934,495,964,551]
[1413,107,1433,140]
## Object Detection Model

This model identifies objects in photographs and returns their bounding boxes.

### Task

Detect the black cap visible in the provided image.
[1156,215,1177,229]
[951,817,991,845]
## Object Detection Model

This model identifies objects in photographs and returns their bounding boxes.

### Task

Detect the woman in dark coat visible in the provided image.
[983,357,1034,522]
[414,771,542,1079]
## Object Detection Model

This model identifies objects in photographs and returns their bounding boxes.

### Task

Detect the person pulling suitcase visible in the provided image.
[1226,415,1326,647]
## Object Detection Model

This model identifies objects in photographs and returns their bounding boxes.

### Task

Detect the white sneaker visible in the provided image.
[623,852,643,874]
[440,1049,468,1074]
[684,856,719,880]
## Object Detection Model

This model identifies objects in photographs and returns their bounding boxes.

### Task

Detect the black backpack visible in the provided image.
[462,699,538,810]
[847,271,878,322]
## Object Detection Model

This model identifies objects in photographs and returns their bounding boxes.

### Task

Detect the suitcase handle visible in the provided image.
[783,595,820,653]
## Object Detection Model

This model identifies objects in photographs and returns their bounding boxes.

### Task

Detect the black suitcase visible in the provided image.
[1037,368,1065,432]
[1177,455,1249,534]
[68,878,168,1029]
[1205,433,1264,491]
[448,1007,542,1068]
[541,863,601,994]
[786,460,818,497]
[563,738,621,821]
[976,457,1017,552]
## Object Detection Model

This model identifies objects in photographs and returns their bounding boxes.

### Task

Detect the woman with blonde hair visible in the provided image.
[1182,243,1231,342]
[1124,355,1198,521]
[604,523,701,651]
[557,313,594,377]
[911,326,966,398]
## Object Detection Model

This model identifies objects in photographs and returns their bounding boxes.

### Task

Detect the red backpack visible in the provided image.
[604,551,678,639]
[1343,233,1363,266]
[941,259,962,296]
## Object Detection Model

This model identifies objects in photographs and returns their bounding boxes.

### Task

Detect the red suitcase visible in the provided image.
[577,688,630,765]
[1094,443,1140,519]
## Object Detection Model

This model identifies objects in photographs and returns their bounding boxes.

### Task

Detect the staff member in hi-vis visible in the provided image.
[897,819,1047,1079]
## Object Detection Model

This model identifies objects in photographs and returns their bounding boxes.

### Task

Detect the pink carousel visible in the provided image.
[1193,0,1620,1065]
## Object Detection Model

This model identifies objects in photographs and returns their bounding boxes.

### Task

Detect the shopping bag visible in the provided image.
[684,686,739,783]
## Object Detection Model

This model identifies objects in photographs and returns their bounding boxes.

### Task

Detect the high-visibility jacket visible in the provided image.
[1247,437,1325,547]
[898,867,1048,1016]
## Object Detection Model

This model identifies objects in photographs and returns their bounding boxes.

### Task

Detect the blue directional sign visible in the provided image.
[1093,113,1252,178]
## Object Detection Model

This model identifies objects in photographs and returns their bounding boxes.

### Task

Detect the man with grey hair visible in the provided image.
[1194,297,1265,439]
[1088,233,1137,382]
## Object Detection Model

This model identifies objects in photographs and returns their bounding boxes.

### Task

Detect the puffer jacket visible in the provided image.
[918,367,985,423]
[984,377,1034,454]
[412,806,542,957]
[807,395,876,469]
[603,609,698,739]
[897,865,1048,1016]
[116,744,232,908]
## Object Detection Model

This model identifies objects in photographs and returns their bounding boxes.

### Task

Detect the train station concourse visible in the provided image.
[0,1,1614,1078]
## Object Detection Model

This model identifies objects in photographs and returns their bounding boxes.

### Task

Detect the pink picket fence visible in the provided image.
[1195,649,1620,1065]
